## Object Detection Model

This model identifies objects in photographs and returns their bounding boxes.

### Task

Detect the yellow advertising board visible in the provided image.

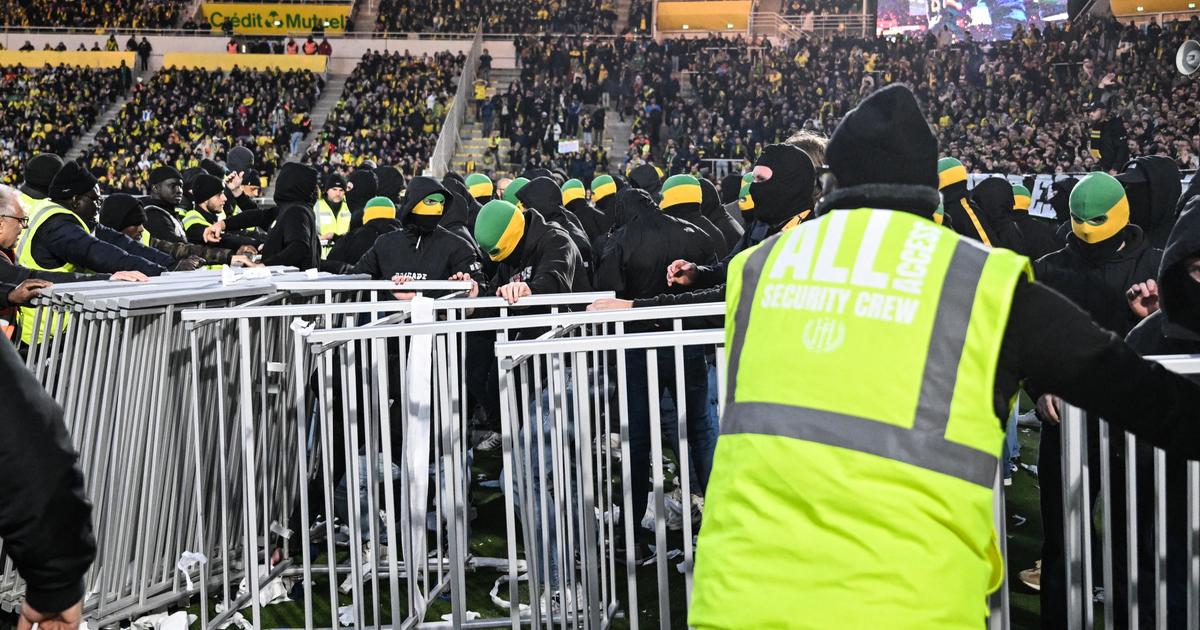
[162,52,328,73]
[1110,0,1195,14]
[656,1,752,31]
[0,51,136,69]
[201,3,351,35]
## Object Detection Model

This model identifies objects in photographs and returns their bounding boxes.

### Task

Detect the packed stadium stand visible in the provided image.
[79,66,320,193]
[0,65,127,186]
[302,50,461,180]
[0,0,185,28]
[783,0,868,14]
[376,0,618,33]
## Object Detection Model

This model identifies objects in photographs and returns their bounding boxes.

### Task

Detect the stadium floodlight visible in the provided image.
[1178,40,1200,76]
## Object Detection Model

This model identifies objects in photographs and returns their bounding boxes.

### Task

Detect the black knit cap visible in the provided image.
[325,173,348,190]
[48,161,98,200]
[23,153,63,193]
[825,84,938,189]
[149,165,182,187]
[719,173,743,205]
[226,146,255,173]
[99,193,146,231]
[200,158,227,178]
[629,164,663,194]
[191,174,225,204]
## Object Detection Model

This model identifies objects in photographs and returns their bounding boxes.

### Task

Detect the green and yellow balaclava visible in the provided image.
[412,192,445,216]
[363,196,396,223]
[660,174,702,211]
[1012,184,1032,212]
[561,179,586,206]
[737,172,755,219]
[591,174,617,205]
[934,202,946,226]
[1069,172,1130,244]
[937,157,968,190]
[474,199,526,262]
[504,177,530,207]
[465,173,494,203]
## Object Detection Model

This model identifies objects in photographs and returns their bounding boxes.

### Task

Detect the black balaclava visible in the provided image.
[748,144,816,228]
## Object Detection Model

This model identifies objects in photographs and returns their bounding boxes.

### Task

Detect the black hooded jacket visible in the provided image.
[516,177,594,272]
[942,181,998,246]
[261,163,344,272]
[490,208,591,297]
[1120,156,1182,251]
[353,176,482,283]
[1035,225,1162,337]
[661,195,727,261]
[1127,197,1200,355]
[327,216,402,266]
[565,197,611,246]
[700,177,743,252]
[970,177,1026,254]
[597,190,717,327]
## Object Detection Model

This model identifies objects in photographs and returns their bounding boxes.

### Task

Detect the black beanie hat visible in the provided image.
[629,163,664,194]
[226,146,255,173]
[375,166,405,202]
[719,173,743,205]
[825,84,938,189]
[325,173,348,190]
[200,158,226,178]
[48,161,98,200]
[149,165,182,187]
[99,193,146,231]
[191,174,225,204]
[23,153,63,194]
[244,168,262,188]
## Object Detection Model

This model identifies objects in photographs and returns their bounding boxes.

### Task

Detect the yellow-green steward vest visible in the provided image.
[315,199,351,237]
[690,208,1031,630]
[15,203,89,346]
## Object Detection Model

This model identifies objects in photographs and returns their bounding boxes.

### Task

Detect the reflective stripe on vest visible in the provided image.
[723,225,996,487]
[181,209,214,231]
[316,199,349,236]
[15,203,87,345]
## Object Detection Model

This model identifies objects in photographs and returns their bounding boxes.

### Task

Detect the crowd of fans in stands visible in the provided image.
[0,65,126,186]
[620,17,1200,177]
[0,0,184,28]
[377,0,617,34]
[80,67,320,193]
[303,50,460,181]
[783,0,868,15]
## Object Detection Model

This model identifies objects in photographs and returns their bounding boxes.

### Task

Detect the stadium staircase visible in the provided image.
[65,69,152,162]
[450,66,632,177]
[264,74,348,198]
[614,0,633,33]
[351,0,380,34]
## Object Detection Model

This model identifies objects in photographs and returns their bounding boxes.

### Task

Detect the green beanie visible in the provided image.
[660,174,702,209]
[474,199,526,261]
[504,177,530,205]
[1012,184,1032,212]
[937,157,967,189]
[591,174,617,201]
[465,173,494,200]
[561,179,586,205]
[362,196,396,222]
[1069,172,1130,243]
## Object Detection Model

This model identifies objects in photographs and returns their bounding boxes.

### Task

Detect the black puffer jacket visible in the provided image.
[353,176,482,283]
[970,177,1026,254]
[1119,156,1182,251]
[661,192,727,261]
[700,177,743,252]
[516,177,594,272]
[327,217,402,266]
[30,207,166,276]
[597,190,717,327]
[1035,225,1162,337]
[942,180,997,246]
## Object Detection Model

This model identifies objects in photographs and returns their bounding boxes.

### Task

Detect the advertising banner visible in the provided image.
[201,3,351,35]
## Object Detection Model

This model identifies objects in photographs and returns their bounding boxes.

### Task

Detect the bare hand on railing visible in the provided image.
[1126,280,1159,318]
[448,272,479,298]
[203,221,225,244]
[236,245,259,256]
[110,271,149,282]
[391,274,418,301]
[231,255,260,268]
[667,259,698,287]
[587,298,633,311]
[18,600,82,630]
[497,281,531,304]
[1037,394,1062,425]
[6,279,51,305]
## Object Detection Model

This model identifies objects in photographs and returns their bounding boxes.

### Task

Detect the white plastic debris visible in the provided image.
[175,551,207,591]
[337,605,356,626]
[440,611,481,622]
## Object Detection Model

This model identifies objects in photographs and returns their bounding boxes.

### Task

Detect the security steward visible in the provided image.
[689,84,1200,630]
[315,173,352,247]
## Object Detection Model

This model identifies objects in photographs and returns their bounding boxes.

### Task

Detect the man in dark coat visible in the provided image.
[1087,98,1129,174]
[474,198,592,304]
[258,163,346,272]
[1117,155,1182,251]
[938,157,996,246]
[699,176,743,252]
[328,196,402,266]
[0,334,96,629]
[141,165,190,244]
[657,174,726,259]
[353,176,482,288]
[515,176,594,273]
[970,177,1026,253]
[561,178,610,244]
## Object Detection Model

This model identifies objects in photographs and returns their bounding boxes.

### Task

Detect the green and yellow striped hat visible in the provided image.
[561,179,586,206]
[466,173,494,200]
[591,174,617,202]
[1069,172,1129,244]
[503,177,529,205]
[474,199,526,261]
[1012,184,1032,212]
[738,179,755,212]
[660,174,702,209]
[937,157,968,190]
[362,196,396,223]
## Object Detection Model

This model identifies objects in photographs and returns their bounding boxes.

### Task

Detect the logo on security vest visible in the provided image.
[801,317,845,353]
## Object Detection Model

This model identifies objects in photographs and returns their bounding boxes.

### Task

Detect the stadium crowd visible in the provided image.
[0,0,184,28]
[783,0,869,14]
[303,50,460,181]
[0,65,128,186]
[80,66,320,193]
[377,0,617,34]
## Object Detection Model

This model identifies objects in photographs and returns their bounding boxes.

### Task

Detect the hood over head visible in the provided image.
[397,176,450,231]
[375,166,406,202]
[629,163,664,194]
[1157,198,1200,336]
[699,177,725,221]
[273,162,320,206]
[1116,155,1182,240]
[971,177,1016,220]
[749,144,816,227]
[1049,177,1078,223]
[516,177,564,215]
[440,176,476,229]
[718,173,743,206]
